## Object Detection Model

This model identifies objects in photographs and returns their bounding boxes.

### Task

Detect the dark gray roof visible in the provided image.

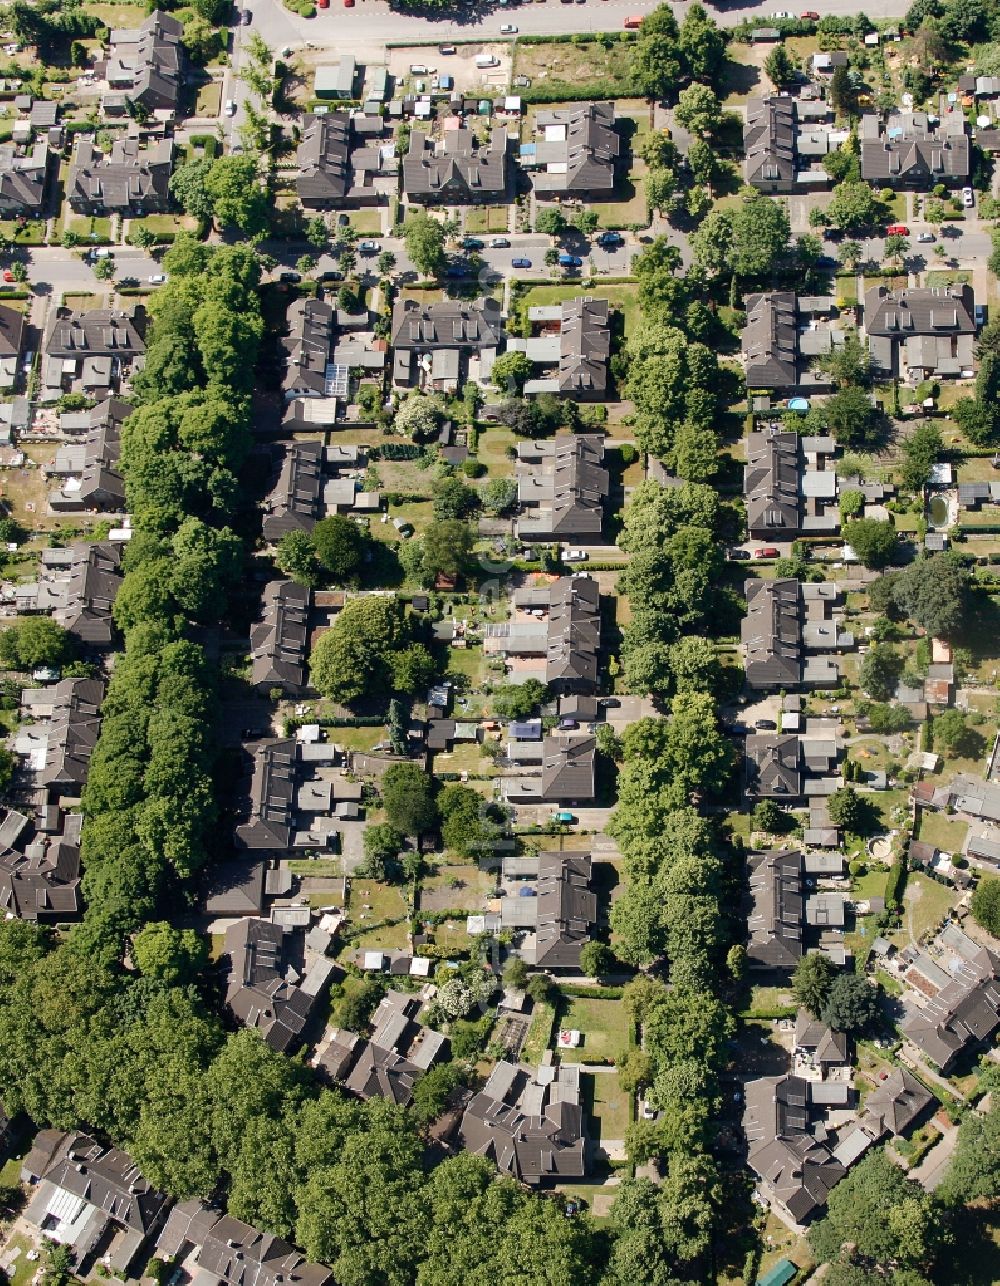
[202,858,266,917]
[67,136,172,214]
[516,434,608,539]
[45,306,146,361]
[744,431,799,535]
[534,851,596,969]
[860,110,970,184]
[527,102,618,195]
[743,292,798,390]
[0,302,24,359]
[546,574,601,691]
[458,1062,585,1184]
[296,112,388,206]
[403,125,508,202]
[558,297,610,395]
[262,441,323,542]
[35,677,106,792]
[157,1200,330,1286]
[281,298,334,399]
[391,295,503,350]
[223,918,318,1052]
[0,140,48,213]
[250,580,310,692]
[794,1008,849,1065]
[744,96,796,189]
[746,848,804,969]
[541,734,596,801]
[859,1067,933,1139]
[235,739,296,850]
[743,1075,846,1220]
[50,541,123,646]
[864,282,976,336]
[742,577,801,689]
[0,832,80,922]
[745,733,802,800]
[901,946,1000,1072]
[106,11,184,114]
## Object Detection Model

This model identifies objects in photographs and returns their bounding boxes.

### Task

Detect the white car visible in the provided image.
[916,231,935,243]
[771,9,795,17]
[563,549,589,563]
[962,186,975,207]
[148,274,167,284]
[501,23,518,32]
[225,99,236,116]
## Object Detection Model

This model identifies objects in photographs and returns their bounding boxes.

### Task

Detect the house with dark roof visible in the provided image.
[281,298,334,400]
[296,111,390,208]
[262,441,324,542]
[742,578,846,690]
[0,139,49,214]
[743,292,798,390]
[864,283,976,381]
[509,297,610,399]
[746,849,804,970]
[235,739,296,850]
[520,102,618,198]
[743,1075,846,1222]
[860,110,970,188]
[500,852,596,969]
[103,11,184,117]
[745,732,840,801]
[251,580,310,694]
[44,306,146,399]
[41,541,123,647]
[902,944,1000,1072]
[390,296,502,389]
[315,989,448,1105]
[515,435,607,542]
[403,122,508,204]
[67,136,172,216]
[859,1067,933,1140]
[793,1008,850,1072]
[22,1131,169,1274]
[458,1061,585,1184]
[744,97,796,192]
[486,575,601,694]
[47,408,126,514]
[0,302,24,390]
[202,858,267,918]
[0,813,81,923]
[223,917,333,1053]
[35,678,106,794]
[502,735,596,804]
[157,1201,330,1286]
[744,432,839,538]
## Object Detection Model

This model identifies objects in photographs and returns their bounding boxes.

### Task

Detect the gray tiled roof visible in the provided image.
[527,101,618,195]
[743,1075,846,1220]
[534,851,596,969]
[223,918,319,1052]
[0,139,48,213]
[742,577,802,689]
[106,11,184,114]
[744,431,799,535]
[158,1201,330,1286]
[235,739,296,850]
[250,579,310,692]
[746,848,804,968]
[558,296,610,395]
[403,125,508,202]
[901,944,1000,1072]
[391,296,503,350]
[516,434,608,539]
[45,306,146,361]
[860,110,970,184]
[262,441,323,542]
[67,136,172,214]
[744,96,796,189]
[743,292,798,390]
[281,298,334,398]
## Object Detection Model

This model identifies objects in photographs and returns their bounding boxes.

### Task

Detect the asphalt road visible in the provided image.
[24,247,162,291]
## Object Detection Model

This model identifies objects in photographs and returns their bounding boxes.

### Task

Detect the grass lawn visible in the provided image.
[0,218,45,245]
[475,424,516,476]
[555,994,633,1065]
[522,1000,557,1064]
[318,724,384,752]
[743,983,795,1018]
[286,858,343,876]
[465,206,510,234]
[346,878,409,941]
[348,209,383,235]
[444,643,488,690]
[925,269,972,287]
[916,810,969,855]
[194,79,222,117]
[517,282,641,338]
[2,1233,40,1286]
[512,38,640,100]
[433,740,498,777]
[889,871,957,948]
[582,1070,630,1144]
[63,213,114,243]
[420,861,496,912]
[130,213,198,237]
[596,174,647,229]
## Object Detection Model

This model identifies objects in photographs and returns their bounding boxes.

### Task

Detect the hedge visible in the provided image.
[558,982,626,1000]
[516,31,637,47]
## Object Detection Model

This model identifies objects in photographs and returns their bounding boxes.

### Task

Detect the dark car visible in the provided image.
[445,264,468,277]
[242,8,252,21]
[511,257,532,268]
[279,271,301,283]
[754,719,778,731]
[462,236,484,250]
[596,231,623,248]
[118,276,139,287]
[318,269,344,283]
[599,697,621,708]
[729,548,751,561]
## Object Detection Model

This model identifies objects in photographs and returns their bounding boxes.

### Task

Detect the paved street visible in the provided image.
[24,247,161,292]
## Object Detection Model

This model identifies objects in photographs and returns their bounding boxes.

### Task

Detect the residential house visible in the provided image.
[746,849,804,970]
[390,296,502,389]
[458,1061,585,1184]
[46,542,124,647]
[235,739,296,850]
[793,1008,850,1074]
[902,943,1000,1072]
[958,480,1000,510]
[745,732,840,801]
[296,111,391,208]
[742,578,847,689]
[282,298,335,400]
[67,136,172,216]
[262,441,323,542]
[744,431,839,538]
[0,139,49,214]
[743,1075,847,1222]
[860,111,970,187]
[500,851,596,969]
[46,406,126,513]
[157,1201,330,1286]
[485,575,601,694]
[864,283,976,381]
[859,1067,933,1140]
[44,306,146,400]
[22,1131,169,1274]
[0,302,24,390]
[250,580,310,694]
[33,679,106,794]
[502,734,596,804]
[103,10,184,117]
[222,917,333,1053]
[520,102,618,198]
[315,990,448,1105]
[510,297,611,398]
[0,811,81,923]
[744,96,796,192]
[743,292,798,389]
[515,435,608,542]
[403,122,508,204]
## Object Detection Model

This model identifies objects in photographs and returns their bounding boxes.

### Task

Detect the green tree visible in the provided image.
[491,679,548,720]
[204,156,268,235]
[275,530,319,586]
[579,940,614,978]
[764,43,797,88]
[751,798,787,833]
[403,211,447,277]
[938,1096,1000,1203]
[674,83,722,136]
[691,189,791,283]
[439,783,501,860]
[312,514,365,582]
[667,634,721,696]
[678,2,725,82]
[381,762,437,835]
[394,394,441,440]
[388,643,436,696]
[480,477,518,517]
[900,422,943,492]
[792,952,837,1017]
[859,643,901,701]
[309,596,404,704]
[361,822,403,877]
[821,972,879,1032]
[828,786,865,833]
[933,708,978,758]
[535,207,567,236]
[132,921,207,985]
[433,476,479,520]
[891,554,968,638]
[845,518,898,569]
[168,158,215,220]
[421,519,473,580]
[0,617,72,669]
[827,181,886,231]
[490,351,533,395]
[971,876,1000,938]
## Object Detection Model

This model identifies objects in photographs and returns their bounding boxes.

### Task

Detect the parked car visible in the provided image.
[500,22,518,31]
[886,223,909,236]
[1,270,12,283]
[148,273,167,284]
[962,186,975,207]
[800,8,820,17]
[511,257,532,268]
[596,231,623,247]
[490,237,511,248]
[558,253,582,267]
[558,718,578,730]
[755,718,778,730]
[916,231,935,243]
[445,264,467,277]
[563,548,589,562]
[771,9,795,17]
[599,697,621,708]
[729,549,751,561]
[279,271,301,283]
[976,303,987,327]
[225,99,236,116]
[462,236,484,249]
[318,269,344,283]
[358,240,380,254]
[118,276,139,287]
[753,546,780,558]
[440,44,457,54]
[242,8,252,22]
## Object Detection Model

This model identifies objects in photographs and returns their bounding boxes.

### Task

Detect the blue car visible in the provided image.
[596,232,623,247]
[461,236,484,250]
[558,254,582,267]
[445,264,467,277]
[511,257,532,268]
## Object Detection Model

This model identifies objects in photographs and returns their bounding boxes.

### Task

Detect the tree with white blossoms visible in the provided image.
[436,977,475,1019]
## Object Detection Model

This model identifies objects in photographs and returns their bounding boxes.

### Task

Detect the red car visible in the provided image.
[886,224,910,236]
[800,9,820,17]
[754,547,780,559]
[2,271,13,283]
